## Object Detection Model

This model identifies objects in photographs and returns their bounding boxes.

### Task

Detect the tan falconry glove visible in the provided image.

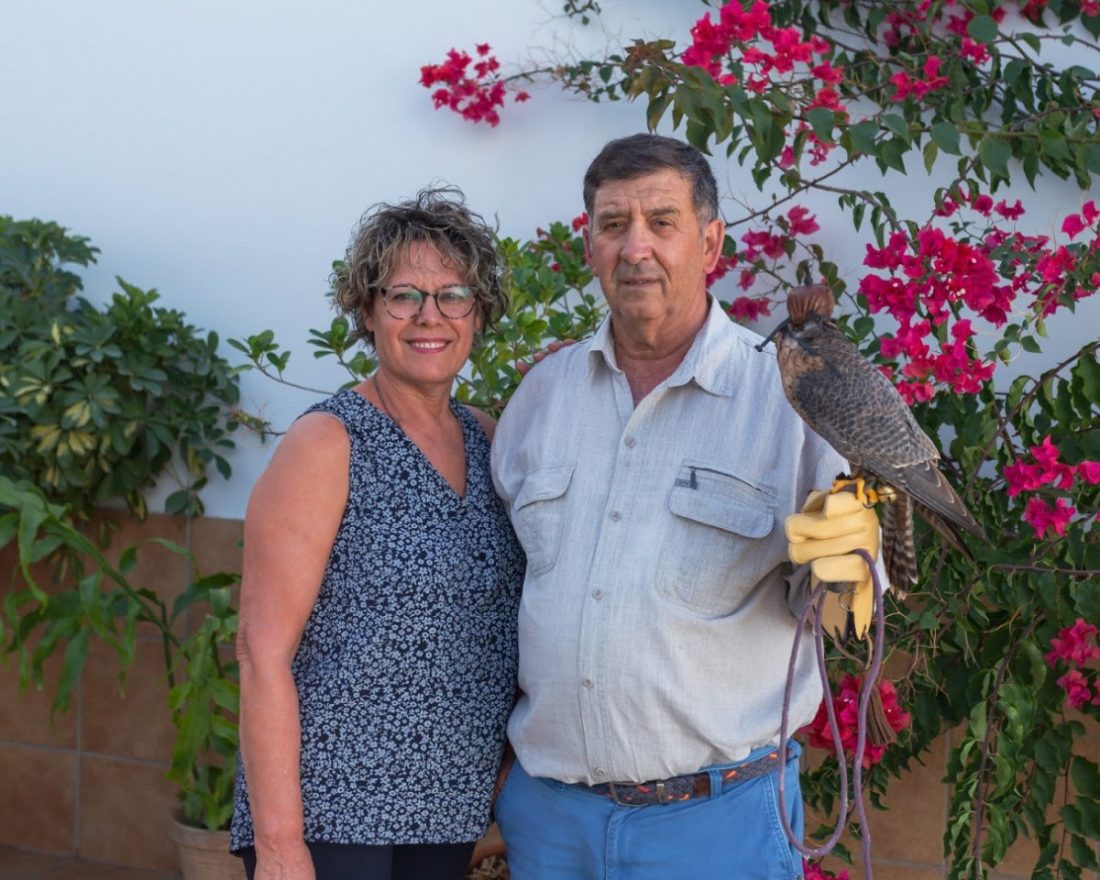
[786,489,881,641]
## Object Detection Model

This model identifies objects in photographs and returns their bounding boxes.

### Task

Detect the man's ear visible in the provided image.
[702,217,725,274]
[582,224,594,268]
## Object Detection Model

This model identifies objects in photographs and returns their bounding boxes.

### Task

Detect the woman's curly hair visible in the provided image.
[332,186,507,348]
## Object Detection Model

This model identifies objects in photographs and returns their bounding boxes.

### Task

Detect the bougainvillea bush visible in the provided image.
[415,1,1100,877]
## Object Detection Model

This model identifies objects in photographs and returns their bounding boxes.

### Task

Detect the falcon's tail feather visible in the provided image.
[881,492,917,599]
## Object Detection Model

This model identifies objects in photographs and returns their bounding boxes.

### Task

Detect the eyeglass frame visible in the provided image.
[377,284,479,320]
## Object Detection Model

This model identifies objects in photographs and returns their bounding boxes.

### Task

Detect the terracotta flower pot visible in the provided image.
[169,813,246,880]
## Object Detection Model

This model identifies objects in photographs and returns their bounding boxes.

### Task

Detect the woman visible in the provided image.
[230,187,524,880]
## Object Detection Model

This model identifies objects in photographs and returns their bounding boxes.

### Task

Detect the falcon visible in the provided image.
[758,285,986,591]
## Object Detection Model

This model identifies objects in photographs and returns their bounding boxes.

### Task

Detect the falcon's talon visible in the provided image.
[829,476,878,506]
[829,477,860,496]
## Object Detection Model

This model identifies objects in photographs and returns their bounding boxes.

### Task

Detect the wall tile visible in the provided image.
[0,651,76,749]
[189,516,243,580]
[0,744,76,853]
[79,756,177,873]
[81,641,175,763]
[185,516,242,639]
[95,513,189,621]
[864,735,948,865]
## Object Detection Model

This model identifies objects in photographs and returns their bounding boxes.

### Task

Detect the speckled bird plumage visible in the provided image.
[768,286,985,590]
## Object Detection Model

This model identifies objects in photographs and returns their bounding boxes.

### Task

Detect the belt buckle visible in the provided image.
[606,781,626,805]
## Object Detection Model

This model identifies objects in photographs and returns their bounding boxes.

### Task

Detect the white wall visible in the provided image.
[3,1,1096,518]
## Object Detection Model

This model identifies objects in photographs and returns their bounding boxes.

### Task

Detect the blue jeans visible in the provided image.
[495,742,804,880]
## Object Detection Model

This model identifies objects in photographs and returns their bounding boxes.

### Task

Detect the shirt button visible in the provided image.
[594,767,606,776]
[608,510,622,522]
[624,436,637,448]
[592,589,603,600]
[582,678,593,689]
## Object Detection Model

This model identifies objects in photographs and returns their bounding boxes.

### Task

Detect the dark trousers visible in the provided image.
[239,841,476,880]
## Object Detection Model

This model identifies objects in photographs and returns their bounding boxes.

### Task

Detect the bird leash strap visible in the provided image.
[776,547,885,880]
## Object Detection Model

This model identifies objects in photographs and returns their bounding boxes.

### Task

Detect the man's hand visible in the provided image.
[786,489,880,641]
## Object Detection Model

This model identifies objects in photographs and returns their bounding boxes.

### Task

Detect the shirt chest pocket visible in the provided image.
[656,463,779,616]
[513,462,575,577]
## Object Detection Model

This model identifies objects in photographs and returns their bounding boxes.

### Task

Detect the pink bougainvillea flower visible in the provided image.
[1062,213,1086,238]
[1023,496,1076,538]
[802,675,911,769]
[811,61,845,84]
[1077,461,1100,484]
[786,205,820,236]
[994,199,1025,220]
[1057,669,1094,709]
[803,861,850,880]
[1003,460,1046,497]
[420,45,528,126]
[728,295,772,322]
[706,253,737,287]
[1046,619,1100,668]
[571,212,589,232]
[959,36,990,64]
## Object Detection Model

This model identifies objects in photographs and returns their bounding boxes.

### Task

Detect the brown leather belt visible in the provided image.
[575,749,784,806]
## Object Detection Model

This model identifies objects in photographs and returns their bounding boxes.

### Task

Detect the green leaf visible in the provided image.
[881,113,910,144]
[979,137,1012,177]
[1019,32,1041,54]
[806,107,836,143]
[1071,757,1100,800]
[878,138,908,173]
[931,121,962,156]
[967,15,999,43]
[1082,143,1100,175]
[1041,133,1070,160]
[923,140,939,173]
[849,120,878,157]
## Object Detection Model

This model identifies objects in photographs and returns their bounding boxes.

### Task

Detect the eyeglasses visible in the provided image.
[379,285,477,320]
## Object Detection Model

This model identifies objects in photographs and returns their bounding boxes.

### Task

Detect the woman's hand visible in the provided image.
[254,840,316,880]
[515,339,577,377]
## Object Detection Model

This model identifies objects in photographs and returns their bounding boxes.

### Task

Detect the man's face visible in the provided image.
[583,168,723,335]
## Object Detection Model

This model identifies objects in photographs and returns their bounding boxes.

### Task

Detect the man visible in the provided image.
[491,133,878,879]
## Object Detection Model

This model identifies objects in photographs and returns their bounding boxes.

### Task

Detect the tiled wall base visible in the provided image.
[0,512,242,873]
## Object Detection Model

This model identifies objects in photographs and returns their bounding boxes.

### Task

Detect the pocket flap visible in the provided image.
[514,463,576,511]
[669,484,774,538]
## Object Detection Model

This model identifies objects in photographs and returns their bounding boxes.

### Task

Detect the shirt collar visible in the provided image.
[586,296,740,398]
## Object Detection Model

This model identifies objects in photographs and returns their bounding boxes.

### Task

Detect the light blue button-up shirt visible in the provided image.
[492,298,847,785]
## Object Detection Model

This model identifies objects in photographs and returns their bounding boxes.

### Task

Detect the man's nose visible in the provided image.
[619,224,653,264]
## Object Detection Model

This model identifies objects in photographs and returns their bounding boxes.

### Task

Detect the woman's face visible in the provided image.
[364,241,480,393]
